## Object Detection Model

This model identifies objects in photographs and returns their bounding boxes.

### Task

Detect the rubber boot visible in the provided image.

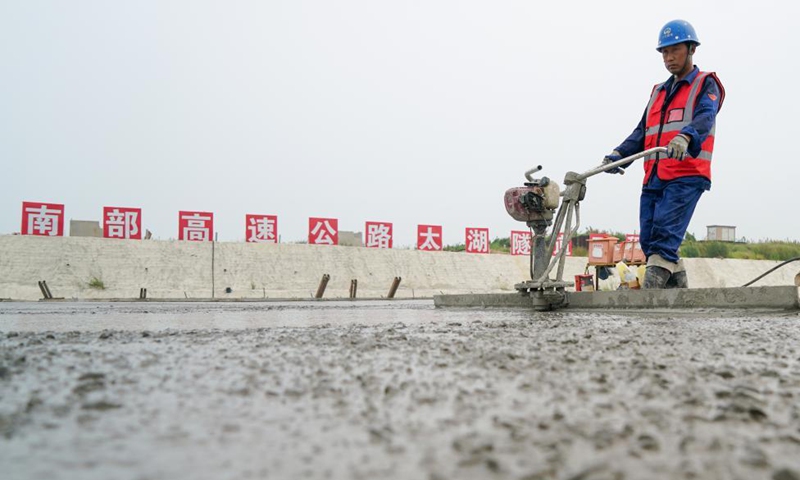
[643,266,671,289]
[665,270,689,289]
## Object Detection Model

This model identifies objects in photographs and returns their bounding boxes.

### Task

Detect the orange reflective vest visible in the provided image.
[642,71,725,183]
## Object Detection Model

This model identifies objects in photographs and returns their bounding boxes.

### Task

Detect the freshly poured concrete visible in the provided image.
[2,301,800,480]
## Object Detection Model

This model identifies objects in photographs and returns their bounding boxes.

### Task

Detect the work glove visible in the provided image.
[667,134,690,160]
[602,151,623,174]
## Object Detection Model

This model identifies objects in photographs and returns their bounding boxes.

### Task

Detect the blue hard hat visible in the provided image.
[657,20,701,51]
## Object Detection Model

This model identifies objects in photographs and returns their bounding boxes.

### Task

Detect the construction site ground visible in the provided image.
[2,301,800,480]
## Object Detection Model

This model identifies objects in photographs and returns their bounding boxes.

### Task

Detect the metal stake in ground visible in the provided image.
[315,274,330,299]
[387,277,401,299]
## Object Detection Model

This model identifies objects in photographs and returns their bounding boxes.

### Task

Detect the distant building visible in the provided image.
[706,225,736,242]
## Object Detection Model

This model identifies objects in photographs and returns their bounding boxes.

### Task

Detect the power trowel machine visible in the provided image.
[503,147,667,310]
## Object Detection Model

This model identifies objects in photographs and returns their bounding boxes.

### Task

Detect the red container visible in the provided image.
[612,242,624,263]
[574,274,594,292]
[622,241,646,264]
[587,237,618,265]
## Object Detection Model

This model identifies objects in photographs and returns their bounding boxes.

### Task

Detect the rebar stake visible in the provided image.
[315,274,330,299]
[387,277,402,299]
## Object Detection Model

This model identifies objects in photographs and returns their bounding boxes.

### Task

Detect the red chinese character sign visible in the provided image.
[103,206,142,239]
[246,214,278,243]
[21,202,64,236]
[510,230,531,256]
[365,221,393,249]
[308,217,338,245]
[465,227,489,254]
[551,232,573,257]
[417,225,442,251]
[178,211,213,241]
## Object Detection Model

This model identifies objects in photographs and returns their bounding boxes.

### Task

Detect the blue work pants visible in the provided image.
[639,175,709,264]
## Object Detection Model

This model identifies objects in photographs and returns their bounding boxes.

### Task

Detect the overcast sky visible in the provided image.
[2,0,798,247]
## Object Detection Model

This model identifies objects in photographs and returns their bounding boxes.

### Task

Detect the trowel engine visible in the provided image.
[503,166,566,309]
[502,148,666,310]
[503,169,560,226]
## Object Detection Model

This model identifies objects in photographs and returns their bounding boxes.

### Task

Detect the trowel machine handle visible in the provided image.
[581,147,668,181]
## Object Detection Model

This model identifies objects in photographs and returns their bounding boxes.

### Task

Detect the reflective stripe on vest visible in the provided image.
[641,71,721,183]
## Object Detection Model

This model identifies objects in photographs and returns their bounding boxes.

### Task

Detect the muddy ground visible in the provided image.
[2,301,800,480]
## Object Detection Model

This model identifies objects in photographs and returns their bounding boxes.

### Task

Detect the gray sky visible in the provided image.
[2,0,798,247]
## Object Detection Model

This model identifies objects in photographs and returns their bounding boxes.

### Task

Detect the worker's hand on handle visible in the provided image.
[667,134,690,160]
[602,151,624,174]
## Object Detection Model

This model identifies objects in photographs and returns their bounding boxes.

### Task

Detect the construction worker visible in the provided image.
[603,19,725,289]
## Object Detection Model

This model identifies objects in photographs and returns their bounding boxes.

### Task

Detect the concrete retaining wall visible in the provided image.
[0,235,797,301]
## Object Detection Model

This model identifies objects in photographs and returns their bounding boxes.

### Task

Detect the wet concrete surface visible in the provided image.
[2,301,800,480]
